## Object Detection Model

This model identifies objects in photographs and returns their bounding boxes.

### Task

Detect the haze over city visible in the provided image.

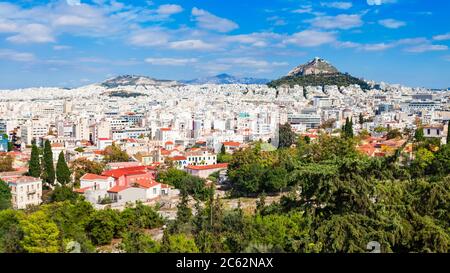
[0,0,449,89]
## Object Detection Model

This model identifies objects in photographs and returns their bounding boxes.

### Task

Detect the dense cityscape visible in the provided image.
[1,57,450,253]
[1,0,450,256]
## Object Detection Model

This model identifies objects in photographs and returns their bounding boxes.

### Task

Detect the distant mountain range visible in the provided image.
[100,74,270,88]
[181,73,270,85]
[268,57,370,90]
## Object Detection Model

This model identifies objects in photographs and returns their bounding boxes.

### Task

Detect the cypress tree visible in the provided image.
[42,140,55,185]
[56,151,71,185]
[447,123,450,145]
[349,118,354,138]
[28,144,41,178]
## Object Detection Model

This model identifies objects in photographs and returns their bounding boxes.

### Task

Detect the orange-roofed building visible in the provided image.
[221,141,241,154]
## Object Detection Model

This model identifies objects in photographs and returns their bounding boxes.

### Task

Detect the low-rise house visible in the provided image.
[423,124,445,144]
[168,156,188,170]
[185,148,217,166]
[2,176,42,209]
[221,141,241,154]
[107,185,147,205]
[102,166,157,187]
[185,163,228,179]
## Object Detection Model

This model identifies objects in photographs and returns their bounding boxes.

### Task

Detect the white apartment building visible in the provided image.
[3,176,43,210]
[21,119,49,145]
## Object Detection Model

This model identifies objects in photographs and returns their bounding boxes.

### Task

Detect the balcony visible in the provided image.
[27,189,36,195]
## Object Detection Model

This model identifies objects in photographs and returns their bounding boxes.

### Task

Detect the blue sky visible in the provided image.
[0,0,449,89]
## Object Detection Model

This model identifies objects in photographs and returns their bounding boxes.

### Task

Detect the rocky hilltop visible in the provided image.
[268,57,370,90]
[287,57,339,77]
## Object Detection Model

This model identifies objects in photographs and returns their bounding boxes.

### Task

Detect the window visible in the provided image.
[427,129,431,135]
[437,130,440,135]
[153,188,157,194]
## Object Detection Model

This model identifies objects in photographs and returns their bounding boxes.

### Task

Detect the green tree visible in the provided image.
[161,233,199,253]
[447,123,450,145]
[28,144,41,178]
[386,129,402,140]
[47,186,78,203]
[41,200,95,253]
[56,151,71,184]
[0,154,13,172]
[70,158,105,185]
[121,202,164,229]
[103,143,130,163]
[415,127,425,142]
[86,209,122,246]
[42,140,55,185]
[120,230,160,253]
[411,148,435,176]
[0,179,12,210]
[0,209,24,253]
[176,189,192,225]
[278,123,296,149]
[19,210,60,253]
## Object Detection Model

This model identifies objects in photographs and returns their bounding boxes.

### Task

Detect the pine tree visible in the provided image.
[28,144,41,178]
[56,151,71,185]
[42,140,55,185]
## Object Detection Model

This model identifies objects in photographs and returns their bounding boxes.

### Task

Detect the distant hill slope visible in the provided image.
[183,73,270,85]
[268,57,370,90]
[101,75,182,88]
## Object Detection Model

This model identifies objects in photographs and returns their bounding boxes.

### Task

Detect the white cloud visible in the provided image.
[291,5,313,14]
[169,39,216,50]
[0,20,18,33]
[433,33,450,41]
[145,57,197,66]
[378,19,406,29]
[308,14,363,30]
[321,2,353,10]
[367,0,397,5]
[53,45,72,50]
[156,4,183,15]
[285,30,336,47]
[362,43,394,51]
[224,32,281,48]
[0,49,35,62]
[191,7,238,33]
[405,44,448,53]
[66,0,81,6]
[128,28,170,47]
[6,24,55,43]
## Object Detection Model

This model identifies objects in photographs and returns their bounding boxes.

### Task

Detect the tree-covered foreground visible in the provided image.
[2,132,450,253]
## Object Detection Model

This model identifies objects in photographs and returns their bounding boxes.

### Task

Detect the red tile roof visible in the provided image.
[135,180,160,189]
[186,163,228,170]
[222,141,240,147]
[74,187,92,193]
[107,185,129,193]
[170,156,187,161]
[81,173,110,181]
[102,166,151,178]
